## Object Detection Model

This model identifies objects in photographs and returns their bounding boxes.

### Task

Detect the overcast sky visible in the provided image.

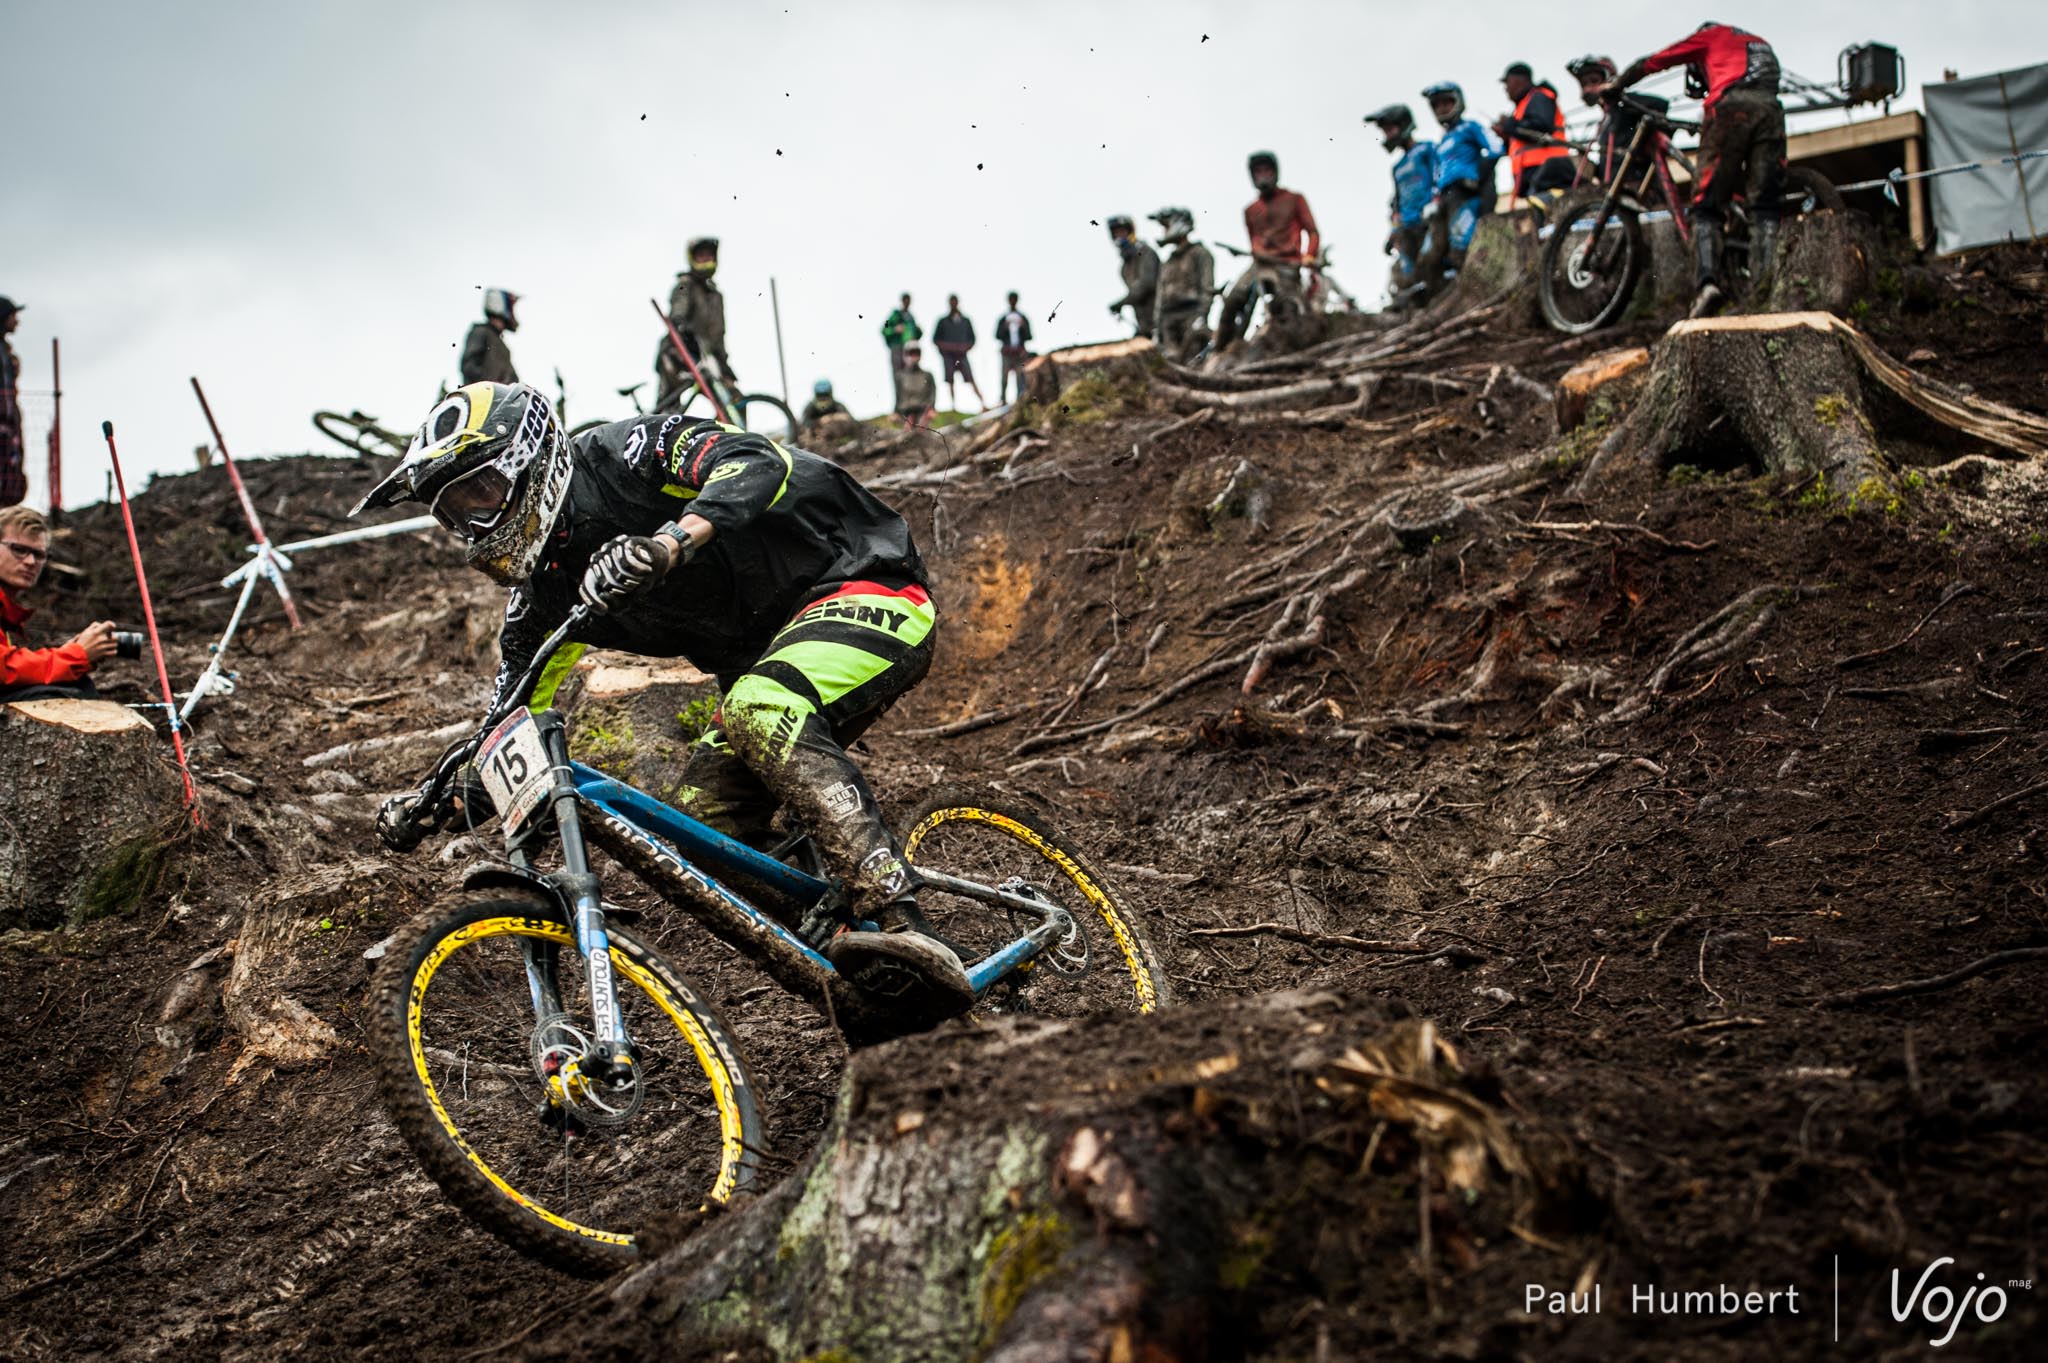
[7,0,2045,507]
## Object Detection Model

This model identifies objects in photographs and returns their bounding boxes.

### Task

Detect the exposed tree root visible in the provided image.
[1601,584,1821,724]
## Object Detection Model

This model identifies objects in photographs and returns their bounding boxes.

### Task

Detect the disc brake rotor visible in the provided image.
[1001,879,1089,978]
[530,1011,644,1128]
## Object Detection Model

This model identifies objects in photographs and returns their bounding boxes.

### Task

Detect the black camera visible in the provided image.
[113,630,146,660]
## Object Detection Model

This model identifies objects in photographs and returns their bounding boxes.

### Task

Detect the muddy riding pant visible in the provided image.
[1214,263,1302,348]
[673,581,936,914]
[1690,88,1786,289]
[1418,180,1483,292]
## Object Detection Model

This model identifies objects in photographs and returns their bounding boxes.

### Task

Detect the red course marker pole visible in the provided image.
[101,421,201,824]
[648,298,731,424]
[189,376,301,628]
[47,338,62,522]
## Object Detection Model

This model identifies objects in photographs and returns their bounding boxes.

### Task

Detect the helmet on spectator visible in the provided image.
[483,288,518,329]
[1148,206,1195,243]
[1365,104,1415,149]
[1247,150,1280,189]
[814,379,834,397]
[1422,81,1465,125]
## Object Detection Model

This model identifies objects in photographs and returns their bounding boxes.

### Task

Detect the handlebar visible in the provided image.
[1611,91,1700,135]
[402,603,594,832]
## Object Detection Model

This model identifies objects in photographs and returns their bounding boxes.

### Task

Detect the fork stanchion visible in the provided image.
[647,298,731,424]
[102,421,202,825]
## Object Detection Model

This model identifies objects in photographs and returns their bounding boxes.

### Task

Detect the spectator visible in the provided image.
[1416,83,1502,299]
[894,342,937,429]
[1365,106,1437,308]
[932,295,987,411]
[1149,207,1214,361]
[995,292,1033,403]
[1105,216,1160,340]
[0,297,25,508]
[1608,21,1787,316]
[1567,55,1669,186]
[1214,151,1320,351]
[0,506,118,701]
[881,293,921,400]
[800,379,858,442]
[1494,63,1575,202]
[656,238,735,409]
[460,288,520,386]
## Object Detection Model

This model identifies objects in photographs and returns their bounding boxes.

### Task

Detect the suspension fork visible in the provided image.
[540,720,636,1075]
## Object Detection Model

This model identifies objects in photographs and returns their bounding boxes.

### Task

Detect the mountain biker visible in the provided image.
[1148,207,1214,361]
[460,289,520,386]
[1214,151,1320,351]
[1607,21,1787,317]
[1566,55,1670,185]
[881,293,920,401]
[1494,63,1574,201]
[1366,105,1437,308]
[1105,216,1160,340]
[655,237,735,410]
[894,342,938,429]
[357,381,975,1029]
[1416,82,1501,299]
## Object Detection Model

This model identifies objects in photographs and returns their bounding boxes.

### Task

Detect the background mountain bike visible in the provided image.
[567,353,797,445]
[368,603,1170,1276]
[1538,93,1845,334]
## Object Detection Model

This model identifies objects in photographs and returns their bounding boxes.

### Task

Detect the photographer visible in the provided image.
[0,506,121,701]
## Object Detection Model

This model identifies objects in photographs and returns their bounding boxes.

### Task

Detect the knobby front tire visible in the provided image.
[1539,190,1645,335]
[369,893,762,1277]
[902,791,1173,1019]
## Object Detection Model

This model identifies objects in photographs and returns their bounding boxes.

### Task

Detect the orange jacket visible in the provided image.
[0,582,89,688]
[1505,83,1570,182]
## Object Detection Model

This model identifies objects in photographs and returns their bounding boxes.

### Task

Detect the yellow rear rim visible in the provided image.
[904,807,1161,1012]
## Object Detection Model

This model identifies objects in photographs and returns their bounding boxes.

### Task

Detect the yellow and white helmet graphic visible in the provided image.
[351,382,571,585]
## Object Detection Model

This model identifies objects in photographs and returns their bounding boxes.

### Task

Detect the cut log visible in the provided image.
[1020,338,1158,406]
[1555,346,1651,432]
[1607,312,2048,499]
[0,700,184,930]
[526,992,1591,1363]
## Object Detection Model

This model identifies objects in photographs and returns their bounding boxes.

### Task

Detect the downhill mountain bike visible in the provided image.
[566,352,797,445]
[1538,93,1844,334]
[368,603,1171,1276]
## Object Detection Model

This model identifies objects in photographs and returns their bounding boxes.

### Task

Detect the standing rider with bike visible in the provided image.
[1213,151,1320,352]
[1366,105,1437,308]
[359,381,976,1028]
[1416,83,1501,301]
[655,237,737,411]
[1606,21,1787,317]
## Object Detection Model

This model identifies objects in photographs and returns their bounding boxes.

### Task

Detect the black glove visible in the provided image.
[580,534,670,613]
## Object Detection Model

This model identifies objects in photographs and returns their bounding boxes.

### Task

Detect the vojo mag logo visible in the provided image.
[1890,1256,2024,1349]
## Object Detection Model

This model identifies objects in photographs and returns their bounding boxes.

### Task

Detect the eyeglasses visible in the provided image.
[2,541,49,563]
[428,464,516,540]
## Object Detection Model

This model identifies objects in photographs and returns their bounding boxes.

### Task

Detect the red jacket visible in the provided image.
[0,582,89,688]
[1244,189,1320,265]
[1641,23,1780,112]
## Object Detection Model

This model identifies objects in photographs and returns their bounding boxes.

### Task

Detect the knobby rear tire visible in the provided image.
[901,790,1174,1018]
[369,893,762,1278]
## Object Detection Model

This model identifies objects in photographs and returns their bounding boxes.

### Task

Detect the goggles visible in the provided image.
[429,463,516,539]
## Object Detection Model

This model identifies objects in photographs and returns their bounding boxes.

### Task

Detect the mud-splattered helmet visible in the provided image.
[351,381,572,586]
[1149,206,1195,243]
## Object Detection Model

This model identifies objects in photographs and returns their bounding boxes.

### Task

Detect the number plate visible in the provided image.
[477,709,553,834]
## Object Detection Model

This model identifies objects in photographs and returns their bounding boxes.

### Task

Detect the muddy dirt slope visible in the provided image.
[4,243,2047,1361]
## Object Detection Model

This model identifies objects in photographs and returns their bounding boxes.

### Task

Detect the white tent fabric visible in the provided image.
[1923,63,2048,253]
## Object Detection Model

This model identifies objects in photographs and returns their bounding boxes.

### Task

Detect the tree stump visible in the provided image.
[0,699,183,930]
[1608,312,2048,499]
[1021,338,1157,407]
[1761,210,1877,316]
[526,992,1592,1363]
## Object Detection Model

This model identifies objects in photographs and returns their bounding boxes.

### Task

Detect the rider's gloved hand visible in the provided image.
[580,534,671,614]
[376,791,435,853]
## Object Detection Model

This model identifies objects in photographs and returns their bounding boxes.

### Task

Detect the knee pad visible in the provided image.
[721,675,814,766]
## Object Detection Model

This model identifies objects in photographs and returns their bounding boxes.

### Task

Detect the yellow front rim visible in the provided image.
[904,807,1161,1012]
[405,916,747,1246]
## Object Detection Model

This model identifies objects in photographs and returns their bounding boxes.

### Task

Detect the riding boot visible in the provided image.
[1689,220,1728,319]
[1749,215,1781,288]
